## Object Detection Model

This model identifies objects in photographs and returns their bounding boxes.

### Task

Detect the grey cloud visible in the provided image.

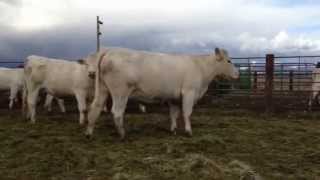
[0,22,232,60]
[0,21,317,63]
[0,25,95,60]
[0,0,320,62]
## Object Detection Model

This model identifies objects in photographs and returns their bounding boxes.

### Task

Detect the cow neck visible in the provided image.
[195,54,218,83]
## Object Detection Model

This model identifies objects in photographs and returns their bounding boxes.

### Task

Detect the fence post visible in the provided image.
[280,64,283,91]
[253,71,257,90]
[265,54,274,113]
[289,70,293,91]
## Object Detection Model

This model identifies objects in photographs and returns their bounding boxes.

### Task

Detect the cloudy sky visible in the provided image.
[0,0,319,60]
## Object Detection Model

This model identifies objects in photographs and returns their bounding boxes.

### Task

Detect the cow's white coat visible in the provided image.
[24,55,93,124]
[85,47,239,138]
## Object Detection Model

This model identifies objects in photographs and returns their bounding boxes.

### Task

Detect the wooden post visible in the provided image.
[265,54,274,113]
[253,71,257,90]
[280,64,283,91]
[298,56,301,91]
[289,70,293,91]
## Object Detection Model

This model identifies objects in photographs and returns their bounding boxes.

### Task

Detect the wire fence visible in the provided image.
[1,55,320,112]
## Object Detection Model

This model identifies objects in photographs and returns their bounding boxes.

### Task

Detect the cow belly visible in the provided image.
[0,79,12,89]
[0,85,10,90]
[45,86,74,97]
[132,87,180,103]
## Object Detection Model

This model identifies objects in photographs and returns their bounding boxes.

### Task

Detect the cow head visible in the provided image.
[214,48,239,79]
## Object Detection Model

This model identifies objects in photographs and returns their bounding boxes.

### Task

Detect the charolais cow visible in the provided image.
[79,49,147,113]
[85,47,239,138]
[308,67,320,110]
[23,55,94,124]
[0,67,63,111]
[0,67,24,109]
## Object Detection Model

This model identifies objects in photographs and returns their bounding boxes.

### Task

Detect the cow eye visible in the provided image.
[227,60,231,63]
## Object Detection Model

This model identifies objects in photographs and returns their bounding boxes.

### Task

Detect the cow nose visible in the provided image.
[88,72,95,79]
[235,70,240,79]
[232,69,240,79]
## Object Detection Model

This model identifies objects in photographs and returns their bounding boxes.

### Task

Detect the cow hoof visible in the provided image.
[85,133,92,139]
[185,131,193,137]
[171,129,177,135]
[119,134,126,141]
[119,136,129,143]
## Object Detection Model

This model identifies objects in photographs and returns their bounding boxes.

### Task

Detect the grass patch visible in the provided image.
[0,108,319,179]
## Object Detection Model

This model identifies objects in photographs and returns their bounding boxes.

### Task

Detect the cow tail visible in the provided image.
[94,51,108,103]
[22,72,28,118]
[22,59,32,118]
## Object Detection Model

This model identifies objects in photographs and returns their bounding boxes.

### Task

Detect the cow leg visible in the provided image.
[308,91,318,111]
[111,93,130,139]
[182,91,195,136]
[9,86,19,109]
[22,85,27,118]
[85,87,108,137]
[44,94,53,112]
[27,87,40,123]
[168,102,180,134]
[57,98,66,113]
[75,91,87,125]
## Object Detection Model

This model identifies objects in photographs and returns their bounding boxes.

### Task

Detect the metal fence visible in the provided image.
[1,55,320,112]
[206,55,320,112]
[0,60,24,68]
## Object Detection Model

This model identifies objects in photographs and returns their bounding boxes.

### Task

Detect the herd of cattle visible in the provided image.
[2,47,240,138]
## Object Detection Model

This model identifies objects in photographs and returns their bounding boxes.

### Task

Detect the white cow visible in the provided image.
[80,49,148,113]
[0,67,24,109]
[23,55,94,124]
[308,68,320,110]
[85,47,239,138]
[0,67,64,111]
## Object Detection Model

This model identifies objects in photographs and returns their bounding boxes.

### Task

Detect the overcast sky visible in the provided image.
[0,0,319,60]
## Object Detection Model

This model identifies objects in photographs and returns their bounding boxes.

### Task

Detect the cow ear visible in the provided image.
[77,59,86,65]
[215,48,223,61]
[215,48,220,55]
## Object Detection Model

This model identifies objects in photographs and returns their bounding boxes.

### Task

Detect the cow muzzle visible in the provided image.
[233,70,240,79]
[231,67,240,80]
[88,72,96,79]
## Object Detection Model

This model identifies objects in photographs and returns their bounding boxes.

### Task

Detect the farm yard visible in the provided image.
[0,106,319,179]
[0,55,319,179]
[1,0,320,179]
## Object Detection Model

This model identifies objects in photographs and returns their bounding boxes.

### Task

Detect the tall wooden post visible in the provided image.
[253,71,257,90]
[265,54,274,113]
[289,70,293,91]
[280,64,283,91]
